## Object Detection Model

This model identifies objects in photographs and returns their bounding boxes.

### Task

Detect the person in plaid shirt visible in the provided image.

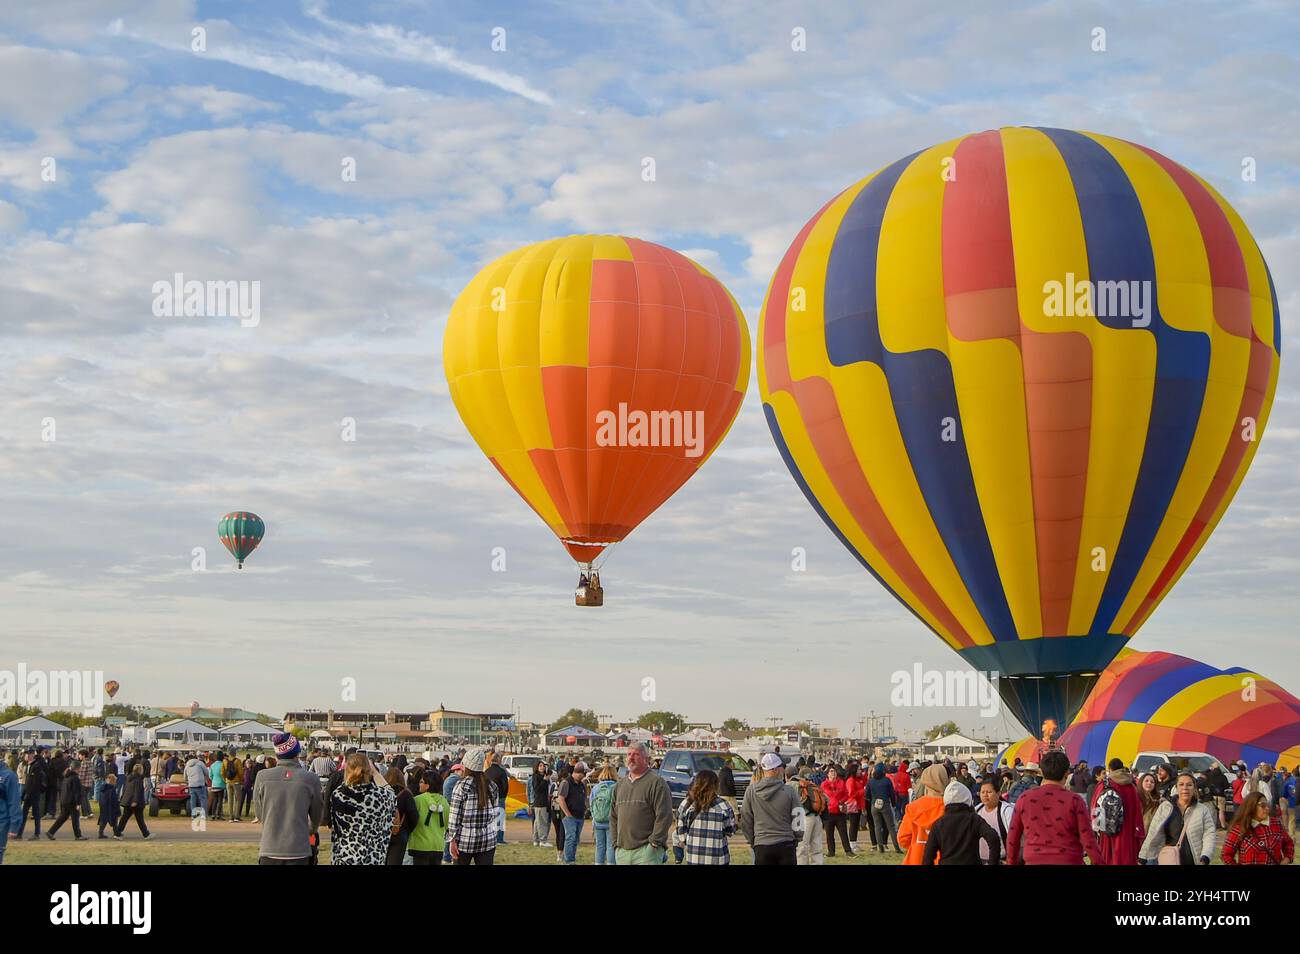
[446,747,500,865]
[75,750,96,819]
[1222,792,1294,865]
[674,770,736,865]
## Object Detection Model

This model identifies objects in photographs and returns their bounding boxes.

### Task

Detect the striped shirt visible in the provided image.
[674,796,736,865]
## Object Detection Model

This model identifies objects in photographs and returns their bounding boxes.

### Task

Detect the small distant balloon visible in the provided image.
[219,511,265,568]
[105,680,119,699]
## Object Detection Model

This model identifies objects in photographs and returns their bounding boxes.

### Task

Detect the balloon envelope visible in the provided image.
[218,511,265,568]
[759,127,1280,733]
[105,680,119,699]
[1000,649,1300,770]
[444,235,751,566]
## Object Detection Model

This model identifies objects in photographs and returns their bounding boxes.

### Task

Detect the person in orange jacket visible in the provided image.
[898,763,949,865]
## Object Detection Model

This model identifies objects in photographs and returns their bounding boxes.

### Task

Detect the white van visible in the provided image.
[501,754,544,782]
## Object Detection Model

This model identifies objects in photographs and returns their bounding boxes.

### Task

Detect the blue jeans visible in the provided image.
[562,816,583,862]
[593,822,612,864]
[0,827,7,864]
[189,786,208,817]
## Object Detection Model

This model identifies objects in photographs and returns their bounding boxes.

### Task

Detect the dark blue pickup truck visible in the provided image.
[657,750,753,805]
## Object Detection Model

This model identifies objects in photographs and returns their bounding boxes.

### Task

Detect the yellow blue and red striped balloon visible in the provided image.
[444,235,750,569]
[999,650,1300,770]
[758,127,1280,732]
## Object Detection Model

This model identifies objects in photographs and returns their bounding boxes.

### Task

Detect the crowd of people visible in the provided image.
[0,737,1295,866]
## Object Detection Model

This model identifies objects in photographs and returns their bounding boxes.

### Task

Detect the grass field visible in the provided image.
[4,814,902,865]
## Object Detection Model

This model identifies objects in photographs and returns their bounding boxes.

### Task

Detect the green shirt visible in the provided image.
[408,792,450,853]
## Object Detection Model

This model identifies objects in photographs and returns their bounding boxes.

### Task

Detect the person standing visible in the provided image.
[1221,792,1294,865]
[674,769,736,865]
[17,750,45,840]
[75,750,94,820]
[112,764,151,840]
[892,759,912,804]
[484,750,511,846]
[1006,751,1101,865]
[45,749,66,818]
[791,765,825,865]
[1139,771,1218,866]
[91,748,107,813]
[898,763,950,865]
[529,761,551,847]
[589,764,618,865]
[920,781,1000,865]
[329,753,396,865]
[446,747,499,866]
[548,763,569,862]
[385,767,418,865]
[975,776,1014,863]
[409,770,450,865]
[1090,758,1145,865]
[867,762,902,854]
[843,761,866,847]
[184,753,209,821]
[718,758,737,811]
[222,752,243,822]
[609,743,673,865]
[209,752,227,820]
[253,734,324,865]
[558,761,588,863]
[738,753,801,865]
[820,764,854,857]
[0,757,20,863]
[440,762,462,864]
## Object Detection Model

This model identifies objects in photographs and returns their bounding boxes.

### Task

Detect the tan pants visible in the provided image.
[797,813,824,865]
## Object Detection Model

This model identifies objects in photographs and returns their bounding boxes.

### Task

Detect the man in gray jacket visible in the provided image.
[252,734,323,864]
[739,753,801,865]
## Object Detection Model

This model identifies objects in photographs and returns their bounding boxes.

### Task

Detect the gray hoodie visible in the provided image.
[738,774,801,847]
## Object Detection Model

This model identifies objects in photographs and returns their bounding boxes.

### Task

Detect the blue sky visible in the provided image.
[1,1,1297,741]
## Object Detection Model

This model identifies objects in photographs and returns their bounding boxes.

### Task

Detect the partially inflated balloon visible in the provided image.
[444,235,750,573]
[759,127,1280,733]
[1000,650,1300,769]
[219,511,264,568]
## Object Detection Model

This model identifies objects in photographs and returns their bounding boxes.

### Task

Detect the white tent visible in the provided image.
[920,732,991,758]
[219,720,279,743]
[151,718,220,744]
[670,728,728,748]
[0,715,73,743]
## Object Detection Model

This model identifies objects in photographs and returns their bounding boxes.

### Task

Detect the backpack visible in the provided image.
[92,754,106,779]
[1092,779,1125,836]
[591,781,614,823]
[798,778,827,815]
[1008,779,1035,805]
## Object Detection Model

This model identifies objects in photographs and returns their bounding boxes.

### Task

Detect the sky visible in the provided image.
[1,0,1297,743]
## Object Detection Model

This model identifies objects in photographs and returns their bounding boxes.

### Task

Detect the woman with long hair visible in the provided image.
[409,770,450,865]
[843,761,871,848]
[673,769,736,865]
[820,764,855,857]
[329,753,396,865]
[589,764,618,865]
[1221,791,1294,865]
[446,747,500,866]
[548,762,569,863]
[1139,771,1217,865]
[385,766,418,865]
[1137,772,1159,830]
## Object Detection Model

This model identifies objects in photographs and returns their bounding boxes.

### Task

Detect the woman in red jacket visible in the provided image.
[821,765,855,857]
[843,761,868,849]
[1222,792,1294,865]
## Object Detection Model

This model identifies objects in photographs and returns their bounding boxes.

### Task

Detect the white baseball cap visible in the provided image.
[760,753,783,771]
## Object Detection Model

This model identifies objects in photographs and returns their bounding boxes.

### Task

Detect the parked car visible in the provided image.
[657,750,753,805]
[501,754,544,782]
[1132,750,1226,777]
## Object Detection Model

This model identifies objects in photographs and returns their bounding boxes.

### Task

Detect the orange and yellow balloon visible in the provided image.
[444,235,751,578]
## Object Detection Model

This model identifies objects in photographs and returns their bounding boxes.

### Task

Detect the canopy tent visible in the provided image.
[669,728,729,748]
[920,732,991,758]
[544,725,606,748]
[1,715,74,743]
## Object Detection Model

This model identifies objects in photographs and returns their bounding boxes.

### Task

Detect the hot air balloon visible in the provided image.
[999,650,1300,769]
[759,127,1280,735]
[444,235,751,604]
[218,511,265,568]
[105,680,119,700]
